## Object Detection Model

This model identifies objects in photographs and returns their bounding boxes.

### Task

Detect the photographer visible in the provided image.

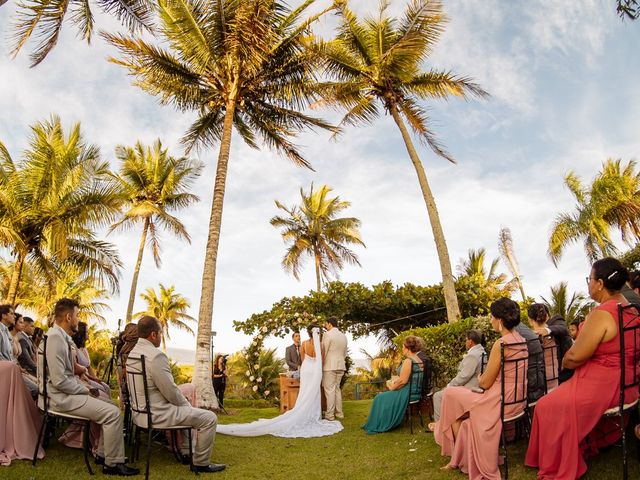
[212,354,228,407]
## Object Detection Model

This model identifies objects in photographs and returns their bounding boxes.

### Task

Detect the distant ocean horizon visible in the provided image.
[166,346,371,370]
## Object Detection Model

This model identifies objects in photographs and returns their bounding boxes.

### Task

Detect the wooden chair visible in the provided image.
[126,355,196,480]
[599,303,640,480]
[404,361,425,434]
[499,340,529,480]
[32,335,94,475]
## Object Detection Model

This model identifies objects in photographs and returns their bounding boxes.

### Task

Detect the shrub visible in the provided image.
[395,317,499,388]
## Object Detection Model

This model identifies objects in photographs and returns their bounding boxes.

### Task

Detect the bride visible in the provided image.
[216,326,343,438]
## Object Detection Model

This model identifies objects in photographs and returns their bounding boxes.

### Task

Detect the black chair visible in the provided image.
[126,355,196,480]
[32,335,94,475]
[404,360,425,434]
[599,303,640,480]
[525,336,545,413]
[499,340,529,480]
[417,352,434,421]
[540,335,559,395]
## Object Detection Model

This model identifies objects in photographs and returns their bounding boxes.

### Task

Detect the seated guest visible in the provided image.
[0,306,37,399]
[568,319,581,340]
[285,332,302,379]
[514,311,545,404]
[363,335,424,434]
[434,298,528,479]
[430,330,485,424]
[126,316,225,473]
[115,323,138,407]
[528,304,565,389]
[72,322,111,397]
[17,317,38,372]
[621,269,640,304]
[526,258,640,479]
[42,298,138,476]
[0,305,14,362]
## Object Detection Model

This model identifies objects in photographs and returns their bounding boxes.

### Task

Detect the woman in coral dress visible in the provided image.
[526,257,640,479]
[433,297,528,480]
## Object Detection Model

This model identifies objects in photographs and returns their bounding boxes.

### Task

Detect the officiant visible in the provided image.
[285,332,301,379]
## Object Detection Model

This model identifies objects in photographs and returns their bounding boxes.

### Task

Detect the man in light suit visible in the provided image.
[321,317,348,421]
[432,330,485,421]
[126,316,225,474]
[42,298,138,476]
[284,332,301,378]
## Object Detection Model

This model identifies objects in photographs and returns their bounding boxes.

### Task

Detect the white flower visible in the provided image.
[245,370,250,377]
[252,385,258,392]
[254,364,259,369]
[250,375,255,381]
[257,334,263,339]
[261,326,268,333]
[252,341,257,346]
[264,390,270,396]
[257,377,262,383]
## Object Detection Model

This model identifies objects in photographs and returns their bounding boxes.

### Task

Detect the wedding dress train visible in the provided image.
[216,328,343,438]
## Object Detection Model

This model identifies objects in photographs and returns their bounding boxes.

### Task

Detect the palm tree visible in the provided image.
[0,116,123,306]
[134,284,195,351]
[498,227,526,300]
[19,264,111,324]
[111,140,203,323]
[318,0,487,323]
[9,0,154,67]
[548,159,640,264]
[457,248,507,290]
[541,282,592,324]
[104,0,335,408]
[270,184,365,291]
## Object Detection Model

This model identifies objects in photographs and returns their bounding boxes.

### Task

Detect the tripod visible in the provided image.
[102,318,122,384]
[211,335,229,415]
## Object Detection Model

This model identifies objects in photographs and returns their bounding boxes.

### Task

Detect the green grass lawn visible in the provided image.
[3,400,638,479]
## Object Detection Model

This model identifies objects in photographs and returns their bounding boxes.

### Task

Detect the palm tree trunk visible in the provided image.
[193,96,238,409]
[314,251,322,292]
[389,106,461,323]
[125,217,150,323]
[7,251,26,306]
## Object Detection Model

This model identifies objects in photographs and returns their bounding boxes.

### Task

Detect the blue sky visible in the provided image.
[0,0,639,360]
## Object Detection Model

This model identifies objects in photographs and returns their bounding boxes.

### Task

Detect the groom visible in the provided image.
[321,317,348,421]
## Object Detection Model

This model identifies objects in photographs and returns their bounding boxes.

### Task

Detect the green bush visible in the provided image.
[170,361,193,385]
[395,317,499,388]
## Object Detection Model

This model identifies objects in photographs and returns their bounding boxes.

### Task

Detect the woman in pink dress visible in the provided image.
[433,297,528,480]
[526,257,640,479]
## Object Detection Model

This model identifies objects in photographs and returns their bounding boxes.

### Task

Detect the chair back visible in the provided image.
[617,303,640,410]
[408,359,424,403]
[125,355,153,430]
[500,340,529,422]
[540,335,559,394]
[416,352,432,397]
[480,351,488,374]
[35,336,50,412]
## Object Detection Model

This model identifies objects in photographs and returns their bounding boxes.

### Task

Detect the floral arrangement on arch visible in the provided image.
[240,311,324,400]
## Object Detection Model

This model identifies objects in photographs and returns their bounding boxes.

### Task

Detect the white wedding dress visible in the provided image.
[216,328,343,438]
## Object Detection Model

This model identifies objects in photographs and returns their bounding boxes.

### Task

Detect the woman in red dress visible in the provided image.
[525,257,640,479]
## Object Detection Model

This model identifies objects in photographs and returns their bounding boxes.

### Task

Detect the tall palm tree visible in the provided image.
[134,284,195,351]
[541,282,592,324]
[0,116,123,306]
[548,159,640,264]
[270,184,365,291]
[111,140,203,323]
[498,227,526,300]
[104,0,335,408]
[9,0,154,67]
[318,0,487,323]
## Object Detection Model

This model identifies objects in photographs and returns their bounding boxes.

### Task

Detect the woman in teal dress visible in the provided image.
[363,335,424,434]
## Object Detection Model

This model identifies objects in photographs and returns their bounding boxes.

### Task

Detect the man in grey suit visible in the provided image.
[432,330,485,421]
[43,298,138,476]
[321,317,348,421]
[284,332,301,378]
[127,316,225,473]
